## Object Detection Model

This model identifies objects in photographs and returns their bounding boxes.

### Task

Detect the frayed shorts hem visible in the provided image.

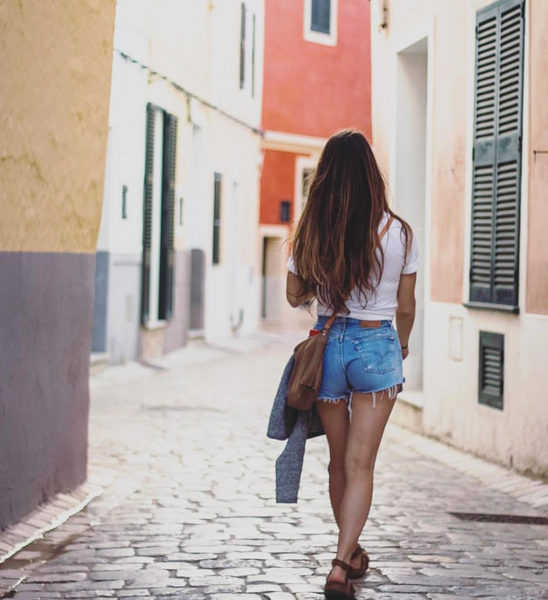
[316,382,402,422]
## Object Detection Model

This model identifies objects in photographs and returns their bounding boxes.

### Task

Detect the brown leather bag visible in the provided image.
[286,215,394,410]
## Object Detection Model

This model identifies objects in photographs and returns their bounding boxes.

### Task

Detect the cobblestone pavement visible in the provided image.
[1,332,547,600]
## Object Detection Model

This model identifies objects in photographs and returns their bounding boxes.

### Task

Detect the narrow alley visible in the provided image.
[1,333,547,600]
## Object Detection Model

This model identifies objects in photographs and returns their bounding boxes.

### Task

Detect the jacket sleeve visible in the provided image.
[275,410,308,503]
[266,355,297,441]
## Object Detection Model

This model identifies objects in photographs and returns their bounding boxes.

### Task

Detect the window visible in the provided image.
[301,168,314,209]
[122,185,128,219]
[141,103,178,324]
[468,0,524,312]
[311,0,331,33]
[294,157,316,223]
[239,3,257,95]
[251,13,256,97]
[478,331,504,409]
[280,201,291,223]
[212,173,222,264]
[239,3,246,90]
[304,0,338,46]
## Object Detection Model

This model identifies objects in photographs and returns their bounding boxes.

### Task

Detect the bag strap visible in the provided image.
[322,214,394,335]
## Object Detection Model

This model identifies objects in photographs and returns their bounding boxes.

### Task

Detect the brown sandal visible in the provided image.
[324,558,356,599]
[348,543,370,579]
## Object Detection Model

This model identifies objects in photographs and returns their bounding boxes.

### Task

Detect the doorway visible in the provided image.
[395,37,428,395]
[261,236,283,320]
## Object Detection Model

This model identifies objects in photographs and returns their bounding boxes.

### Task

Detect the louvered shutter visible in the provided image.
[141,103,155,323]
[311,0,331,34]
[470,0,524,309]
[159,113,178,321]
[479,331,504,409]
[239,3,246,89]
[212,173,222,265]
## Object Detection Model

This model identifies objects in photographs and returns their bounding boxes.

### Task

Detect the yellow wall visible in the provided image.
[0,0,117,254]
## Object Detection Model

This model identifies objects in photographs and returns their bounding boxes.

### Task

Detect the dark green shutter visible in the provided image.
[212,173,222,264]
[159,113,178,321]
[251,13,256,97]
[239,3,246,89]
[470,0,524,309]
[478,331,504,409]
[311,0,331,34]
[141,103,155,323]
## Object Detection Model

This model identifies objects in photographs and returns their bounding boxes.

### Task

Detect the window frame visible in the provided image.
[141,103,177,327]
[303,0,338,47]
[239,2,257,96]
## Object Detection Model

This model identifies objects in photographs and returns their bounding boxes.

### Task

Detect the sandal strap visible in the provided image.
[350,544,362,560]
[331,557,353,571]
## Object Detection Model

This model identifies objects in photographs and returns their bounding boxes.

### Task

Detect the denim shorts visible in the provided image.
[312,315,405,421]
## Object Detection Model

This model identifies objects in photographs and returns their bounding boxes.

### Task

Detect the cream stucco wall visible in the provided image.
[525,0,548,315]
[0,0,116,254]
[372,0,548,477]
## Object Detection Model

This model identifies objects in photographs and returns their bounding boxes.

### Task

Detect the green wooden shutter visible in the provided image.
[311,0,331,34]
[470,0,524,309]
[159,113,178,321]
[141,103,155,323]
[239,3,246,89]
[212,173,222,265]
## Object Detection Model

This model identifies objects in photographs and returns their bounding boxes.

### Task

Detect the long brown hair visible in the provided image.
[290,129,412,315]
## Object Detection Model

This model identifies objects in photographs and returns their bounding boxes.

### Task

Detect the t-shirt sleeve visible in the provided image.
[287,251,297,274]
[402,229,419,274]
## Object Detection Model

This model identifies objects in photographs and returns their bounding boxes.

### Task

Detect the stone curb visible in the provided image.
[0,482,102,565]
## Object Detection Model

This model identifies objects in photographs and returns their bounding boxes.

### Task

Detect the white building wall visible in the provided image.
[94,0,150,361]
[96,0,265,356]
[147,0,264,342]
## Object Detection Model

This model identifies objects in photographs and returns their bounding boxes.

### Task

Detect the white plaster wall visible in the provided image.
[204,111,263,340]
[147,0,264,130]
[145,0,265,342]
[97,0,150,255]
[423,302,548,475]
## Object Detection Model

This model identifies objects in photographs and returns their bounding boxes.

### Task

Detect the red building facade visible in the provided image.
[259,0,371,320]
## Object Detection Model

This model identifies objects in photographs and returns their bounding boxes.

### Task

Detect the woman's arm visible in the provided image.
[395,272,416,360]
[286,272,314,308]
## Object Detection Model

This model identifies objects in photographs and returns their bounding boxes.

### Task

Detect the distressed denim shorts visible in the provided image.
[312,315,405,421]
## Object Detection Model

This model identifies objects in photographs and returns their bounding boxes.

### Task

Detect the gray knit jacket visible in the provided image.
[266,355,325,503]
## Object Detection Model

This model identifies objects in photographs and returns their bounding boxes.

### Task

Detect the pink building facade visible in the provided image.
[259,0,371,322]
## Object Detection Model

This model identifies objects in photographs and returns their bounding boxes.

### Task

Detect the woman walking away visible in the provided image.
[286,129,418,599]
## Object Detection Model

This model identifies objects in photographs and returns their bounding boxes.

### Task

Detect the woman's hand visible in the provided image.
[401,346,409,360]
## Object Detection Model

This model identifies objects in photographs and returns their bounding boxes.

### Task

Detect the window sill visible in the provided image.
[142,319,168,331]
[463,302,519,315]
[303,30,337,47]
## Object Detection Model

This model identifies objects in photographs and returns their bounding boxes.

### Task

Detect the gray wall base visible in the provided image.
[0,251,94,529]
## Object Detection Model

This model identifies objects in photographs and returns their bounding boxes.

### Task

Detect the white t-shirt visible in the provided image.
[287,212,419,321]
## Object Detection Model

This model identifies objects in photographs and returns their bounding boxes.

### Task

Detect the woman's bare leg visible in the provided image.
[327,390,397,583]
[315,399,362,570]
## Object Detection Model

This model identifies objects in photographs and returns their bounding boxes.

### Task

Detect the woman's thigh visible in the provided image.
[316,399,350,468]
[345,390,396,473]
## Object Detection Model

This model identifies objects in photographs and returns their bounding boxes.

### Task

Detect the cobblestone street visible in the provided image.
[1,332,547,600]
